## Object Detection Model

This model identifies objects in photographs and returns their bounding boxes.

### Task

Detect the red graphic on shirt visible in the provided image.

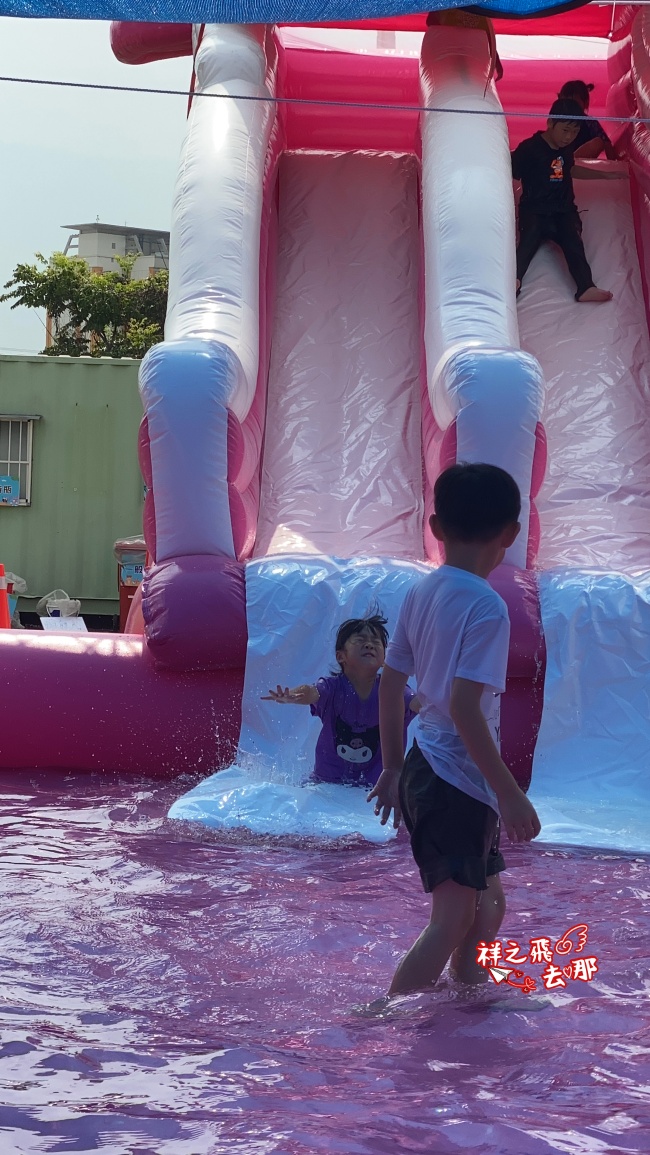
[550,156,564,181]
[476,924,598,994]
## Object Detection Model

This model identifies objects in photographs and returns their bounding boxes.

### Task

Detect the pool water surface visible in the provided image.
[0,770,648,1154]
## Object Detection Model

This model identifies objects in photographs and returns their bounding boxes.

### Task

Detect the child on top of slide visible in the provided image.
[512,97,627,303]
[558,80,617,160]
[262,614,419,788]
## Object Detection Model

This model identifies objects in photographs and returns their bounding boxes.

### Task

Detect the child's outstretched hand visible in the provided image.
[261,684,318,705]
[367,768,402,829]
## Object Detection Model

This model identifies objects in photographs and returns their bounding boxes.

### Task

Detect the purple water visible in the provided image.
[0,770,648,1154]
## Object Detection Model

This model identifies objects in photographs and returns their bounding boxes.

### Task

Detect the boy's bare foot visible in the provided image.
[577,286,613,303]
[352,995,393,1018]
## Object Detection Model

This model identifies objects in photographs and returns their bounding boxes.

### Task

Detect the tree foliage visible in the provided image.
[1,252,168,358]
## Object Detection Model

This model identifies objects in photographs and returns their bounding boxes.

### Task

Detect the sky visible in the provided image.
[0,19,607,355]
[0,17,191,354]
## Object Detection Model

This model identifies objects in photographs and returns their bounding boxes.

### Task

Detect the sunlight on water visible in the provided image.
[0,770,648,1154]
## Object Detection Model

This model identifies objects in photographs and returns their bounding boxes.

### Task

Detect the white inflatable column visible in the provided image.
[140,24,278,562]
[420,27,544,567]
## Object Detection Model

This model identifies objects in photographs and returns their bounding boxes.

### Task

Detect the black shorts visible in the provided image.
[399,741,505,893]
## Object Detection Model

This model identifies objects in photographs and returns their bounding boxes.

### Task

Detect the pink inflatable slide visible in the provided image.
[2,11,650,794]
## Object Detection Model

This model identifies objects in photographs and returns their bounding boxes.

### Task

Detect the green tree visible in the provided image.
[1,252,168,358]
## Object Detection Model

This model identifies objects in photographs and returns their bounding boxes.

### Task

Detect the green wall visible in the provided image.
[0,355,144,612]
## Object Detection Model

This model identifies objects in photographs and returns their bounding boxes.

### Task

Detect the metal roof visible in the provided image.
[63,224,170,240]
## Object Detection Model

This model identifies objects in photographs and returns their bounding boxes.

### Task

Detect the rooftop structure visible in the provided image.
[62,222,170,278]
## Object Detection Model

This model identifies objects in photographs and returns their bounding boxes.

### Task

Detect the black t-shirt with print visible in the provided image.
[511,131,577,215]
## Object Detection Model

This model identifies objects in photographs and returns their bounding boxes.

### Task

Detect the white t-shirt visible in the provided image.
[385,564,510,814]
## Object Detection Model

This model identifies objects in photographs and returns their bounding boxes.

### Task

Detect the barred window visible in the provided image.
[0,416,39,506]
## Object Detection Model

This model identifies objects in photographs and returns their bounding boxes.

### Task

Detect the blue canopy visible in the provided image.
[0,0,591,26]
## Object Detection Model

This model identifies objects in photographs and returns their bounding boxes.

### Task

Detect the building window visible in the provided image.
[0,416,38,506]
[138,235,167,257]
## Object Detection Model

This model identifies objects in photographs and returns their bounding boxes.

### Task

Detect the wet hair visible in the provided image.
[333,614,389,673]
[548,97,584,126]
[433,463,521,543]
[558,80,594,107]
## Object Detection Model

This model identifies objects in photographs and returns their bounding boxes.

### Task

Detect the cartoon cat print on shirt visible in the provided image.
[334,718,380,765]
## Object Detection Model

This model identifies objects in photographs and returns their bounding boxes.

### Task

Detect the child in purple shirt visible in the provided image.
[262,614,419,787]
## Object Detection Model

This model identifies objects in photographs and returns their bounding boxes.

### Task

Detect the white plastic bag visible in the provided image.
[6,571,26,628]
[36,589,81,618]
[5,572,27,595]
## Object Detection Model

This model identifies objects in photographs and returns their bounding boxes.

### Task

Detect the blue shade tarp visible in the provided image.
[0,0,595,27]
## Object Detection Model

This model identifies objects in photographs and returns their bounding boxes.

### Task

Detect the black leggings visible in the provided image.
[516,209,594,299]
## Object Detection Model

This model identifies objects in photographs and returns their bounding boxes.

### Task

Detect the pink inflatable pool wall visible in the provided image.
[1,11,648,784]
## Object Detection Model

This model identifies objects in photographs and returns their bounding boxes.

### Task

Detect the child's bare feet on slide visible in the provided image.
[577,286,613,303]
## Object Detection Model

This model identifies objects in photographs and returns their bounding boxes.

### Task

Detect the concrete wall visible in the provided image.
[0,355,144,613]
[76,231,168,279]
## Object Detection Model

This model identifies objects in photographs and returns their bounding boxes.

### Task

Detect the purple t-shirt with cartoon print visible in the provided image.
[309,673,415,786]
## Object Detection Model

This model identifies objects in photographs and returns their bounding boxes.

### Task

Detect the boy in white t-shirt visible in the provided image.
[368,463,541,997]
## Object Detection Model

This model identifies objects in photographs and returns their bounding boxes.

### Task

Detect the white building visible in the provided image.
[62,222,170,280]
[45,222,170,350]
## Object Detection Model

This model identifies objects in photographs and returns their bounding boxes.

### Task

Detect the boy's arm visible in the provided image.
[449,677,541,843]
[261,683,319,705]
[511,145,522,181]
[367,663,409,827]
[573,138,604,160]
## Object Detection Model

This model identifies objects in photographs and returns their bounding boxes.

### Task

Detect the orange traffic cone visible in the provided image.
[0,564,11,629]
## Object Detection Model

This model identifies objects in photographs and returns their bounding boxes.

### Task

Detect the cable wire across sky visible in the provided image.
[0,71,648,126]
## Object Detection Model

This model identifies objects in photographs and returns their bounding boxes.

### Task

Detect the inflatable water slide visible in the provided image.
[2,7,650,850]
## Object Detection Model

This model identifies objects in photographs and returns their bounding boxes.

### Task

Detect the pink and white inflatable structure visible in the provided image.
[3,9,650,849]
